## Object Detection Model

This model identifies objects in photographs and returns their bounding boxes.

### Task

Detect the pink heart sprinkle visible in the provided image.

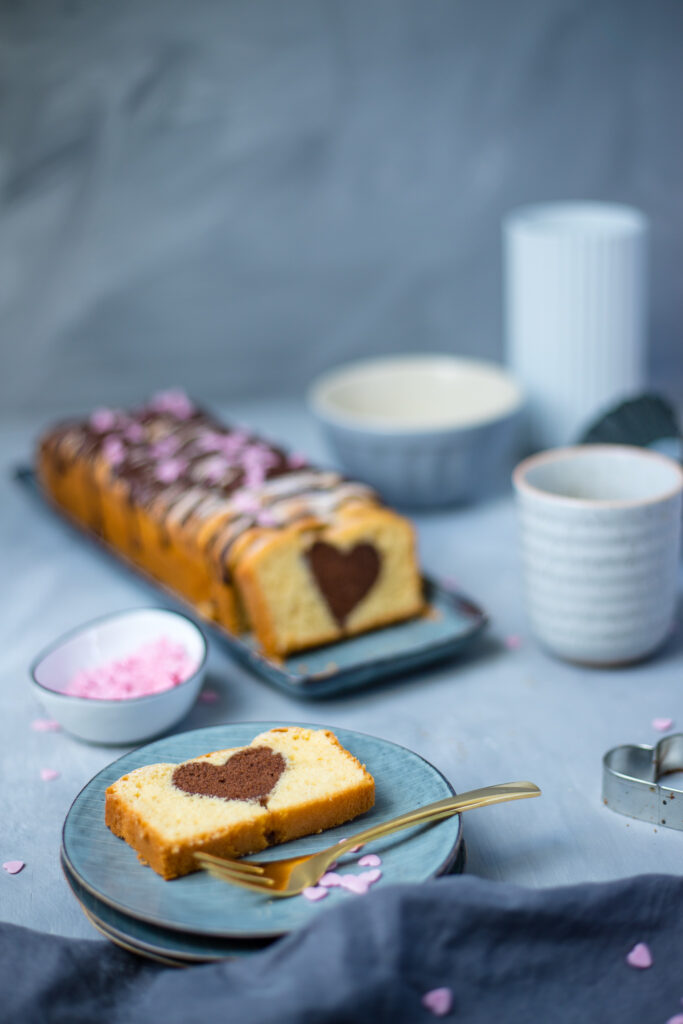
[358,868,382,884]
[653,718,674,733]
[288,453,307,469]
[31,718,61,732]
[358,853,381,868]
[339,875,371,895]
[504,634,522,650]
[155,458,188,484]
[666,1016,683,1024]
[318,872,343,888]
[40,769,60,782]
[256,510,277,528]
[302,886,328,902]
[149,389,194,420]
[123,422,145,443]
[198,689,219,704]
[626,942,653,969]
[90,408,117,432]
[338,839,363,853]
[102,436,126,466]
[2,861,25,875]
[421,987,453,1017]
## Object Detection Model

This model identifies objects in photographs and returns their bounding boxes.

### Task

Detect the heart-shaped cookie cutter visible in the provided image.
[603,734,683,829]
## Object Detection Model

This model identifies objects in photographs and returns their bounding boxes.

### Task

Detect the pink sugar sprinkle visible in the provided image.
[302,886,328,902]
[318,872,343,888]
[155,458,188,484]
[243,467,266,489]
[31,718,61,732]
[149,389,194,420]
[64,635,198,701]
[151,435,182,459]
[102,436,126,466]
[123,421,145,443]
[201,455,230,484]
[358,868,382,884]
[504,634,522,651]
[3,861,25,875]
[666,1016,683,1024]
[198,688,219,704]
[338,839,364,853]
[626,942,653,969]
[358,854,381,868]
[40,769,60,782]
[288,453,307,469]
[338,874,372,895]
[422,987,453,1017]
[653,717,674,733]
[90,408,117,433]
[256,510,277,528]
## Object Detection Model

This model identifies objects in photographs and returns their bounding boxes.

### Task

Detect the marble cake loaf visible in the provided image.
[37,390,423,656]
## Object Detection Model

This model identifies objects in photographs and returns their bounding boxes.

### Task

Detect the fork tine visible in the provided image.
[195,852,266,875]
[201,864,274,890]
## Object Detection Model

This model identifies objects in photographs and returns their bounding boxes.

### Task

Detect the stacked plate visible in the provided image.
[61,723,465,966]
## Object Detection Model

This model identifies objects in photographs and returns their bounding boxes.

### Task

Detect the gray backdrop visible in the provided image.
[0,0,681,418]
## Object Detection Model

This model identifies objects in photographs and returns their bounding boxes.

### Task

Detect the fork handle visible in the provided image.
[335,781,540,855]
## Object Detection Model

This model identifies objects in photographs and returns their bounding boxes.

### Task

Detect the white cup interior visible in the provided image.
[33,609,205,696]
[517,446,683,505]
[311,355,523,431]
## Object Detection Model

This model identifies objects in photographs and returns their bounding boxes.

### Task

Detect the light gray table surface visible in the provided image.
[2,401,682,939]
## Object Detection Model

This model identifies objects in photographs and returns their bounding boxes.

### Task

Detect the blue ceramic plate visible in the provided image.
[62,841,466,965]
[16,467,487,699]
[62,723,462,939]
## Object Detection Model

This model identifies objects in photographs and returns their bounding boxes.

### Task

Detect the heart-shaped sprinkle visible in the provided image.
[318,872,343,888]
[626,942,653,969]
[102,436,126,466]
[155,457,188,484]
[338,875,371,894]
[358,853,381,867]
[422,987,453,1017]
[359,868,382,884]
[306,542,380,625]
[149,390,194,420]
[3,861,25,875]
[198,688,219,704]
[302,886,328,902]
[31,718,61,732]
[666,1016,683,1024]
[504,634,522,650]
[40,769,60,782]
[90,408,117,432]
[653,718,674,732]
[172,746,286,803]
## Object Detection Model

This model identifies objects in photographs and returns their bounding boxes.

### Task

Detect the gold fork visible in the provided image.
[195,780,540,897]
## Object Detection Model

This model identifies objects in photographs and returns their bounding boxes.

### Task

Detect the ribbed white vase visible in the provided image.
[504,202,649,449]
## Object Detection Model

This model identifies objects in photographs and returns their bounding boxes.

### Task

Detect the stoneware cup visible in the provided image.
[513,445,683,665]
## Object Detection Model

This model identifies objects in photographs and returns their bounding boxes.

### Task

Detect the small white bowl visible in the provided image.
[30,608,207,744]
[309,355,524,506]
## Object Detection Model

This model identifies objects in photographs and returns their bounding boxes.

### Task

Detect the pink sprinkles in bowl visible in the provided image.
[64,636,198,700]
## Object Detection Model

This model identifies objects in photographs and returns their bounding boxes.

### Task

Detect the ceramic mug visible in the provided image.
[513,445,683,665]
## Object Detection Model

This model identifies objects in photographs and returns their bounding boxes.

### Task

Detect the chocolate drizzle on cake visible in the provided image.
[40,390,375,573]
[172,746,286,803]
